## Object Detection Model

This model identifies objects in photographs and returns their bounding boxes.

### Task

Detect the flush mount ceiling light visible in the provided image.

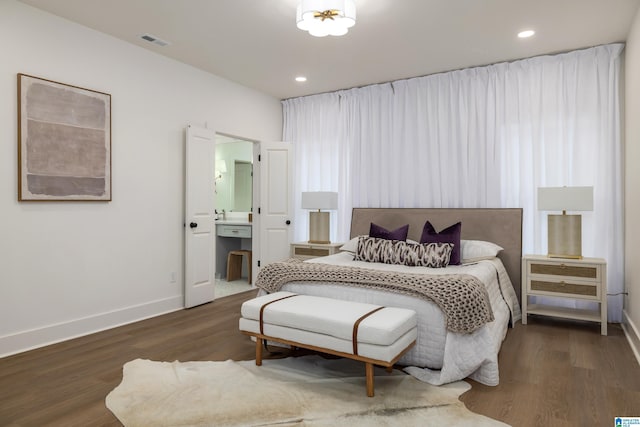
[296,0,356,37]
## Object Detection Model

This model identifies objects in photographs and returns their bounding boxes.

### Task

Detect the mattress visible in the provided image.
[257,251,521,386]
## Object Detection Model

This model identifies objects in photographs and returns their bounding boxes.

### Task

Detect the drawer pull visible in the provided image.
[232,230,239,233]
[559,264,566,269]
[559,281,566,286]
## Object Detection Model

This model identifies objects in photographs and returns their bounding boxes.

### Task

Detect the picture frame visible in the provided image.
[17,73,111,201]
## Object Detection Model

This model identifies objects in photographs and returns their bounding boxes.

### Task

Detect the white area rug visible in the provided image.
[106,355,509,427]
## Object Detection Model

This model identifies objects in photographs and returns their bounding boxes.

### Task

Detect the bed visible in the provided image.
[255,208,523,386]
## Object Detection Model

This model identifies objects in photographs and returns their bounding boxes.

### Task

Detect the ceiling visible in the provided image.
[19,0,640,100]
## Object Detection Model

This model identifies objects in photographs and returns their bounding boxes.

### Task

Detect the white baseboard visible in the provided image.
[0,296,183,358]
[622,309,640,366]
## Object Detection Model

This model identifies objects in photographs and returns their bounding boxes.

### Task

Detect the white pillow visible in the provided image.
[339,236,365,253]
[340,235,420,253]
[461,240,503,263]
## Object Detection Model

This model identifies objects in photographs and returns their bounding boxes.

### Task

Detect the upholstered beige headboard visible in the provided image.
[350,208,523,300]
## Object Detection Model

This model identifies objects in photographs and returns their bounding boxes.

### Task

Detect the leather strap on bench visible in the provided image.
[259,294,299,335]
[352,306,385,355]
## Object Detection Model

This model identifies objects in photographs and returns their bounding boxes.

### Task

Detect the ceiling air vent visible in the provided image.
[139,33,170,47]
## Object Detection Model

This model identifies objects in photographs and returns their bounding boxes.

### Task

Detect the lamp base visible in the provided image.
[547,214,582,259]
[308,211,330,244]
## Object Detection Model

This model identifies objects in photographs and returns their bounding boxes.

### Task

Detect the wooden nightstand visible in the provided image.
[290,242,343,259]
[521,255,607,335]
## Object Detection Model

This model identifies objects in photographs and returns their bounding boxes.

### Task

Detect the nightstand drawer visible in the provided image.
[529,262,598,280]
[293,247,331,257]
[290,242,343,259]
[530,279,597,297]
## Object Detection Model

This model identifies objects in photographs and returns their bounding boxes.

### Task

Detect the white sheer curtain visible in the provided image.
[282,44,624,321]
[282,92,350,243]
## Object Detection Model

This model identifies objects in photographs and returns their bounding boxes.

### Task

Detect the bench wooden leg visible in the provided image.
[243,331,415,398]
[255,338,263,366]
[365,362,374,397]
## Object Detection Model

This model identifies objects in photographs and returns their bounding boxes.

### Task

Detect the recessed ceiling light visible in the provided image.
[518,30,535,38]
[295,76,307,82]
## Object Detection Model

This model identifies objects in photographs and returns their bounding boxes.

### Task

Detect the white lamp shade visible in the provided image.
[216,159,227,174]
[301,192,338,210]
[538,186,593,212]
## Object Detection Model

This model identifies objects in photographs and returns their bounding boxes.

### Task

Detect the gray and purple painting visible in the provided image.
[19,74,111,201]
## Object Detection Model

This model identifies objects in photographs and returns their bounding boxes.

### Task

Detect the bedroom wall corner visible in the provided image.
[624,4,640,365]
[0,0,282,357]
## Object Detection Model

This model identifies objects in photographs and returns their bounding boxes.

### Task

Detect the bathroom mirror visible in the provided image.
[233,161,252,211]
[215,134,253,215]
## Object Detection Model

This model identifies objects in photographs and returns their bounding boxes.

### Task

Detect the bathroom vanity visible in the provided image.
[215,219,252,281]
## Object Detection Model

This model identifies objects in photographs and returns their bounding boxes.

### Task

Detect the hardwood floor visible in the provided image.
[0,290,638,427]
[461,315,640,427]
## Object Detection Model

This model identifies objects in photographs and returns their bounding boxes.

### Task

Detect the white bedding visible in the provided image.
[258,251,521,386]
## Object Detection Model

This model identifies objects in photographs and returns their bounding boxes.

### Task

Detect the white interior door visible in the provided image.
[185,125,216,308]
[259,142,293,267]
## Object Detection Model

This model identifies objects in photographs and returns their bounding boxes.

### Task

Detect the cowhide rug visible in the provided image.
[106,355,509,426]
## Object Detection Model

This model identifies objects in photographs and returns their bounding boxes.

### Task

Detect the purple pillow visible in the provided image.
[420,221,462,265]
[369,223,409,241]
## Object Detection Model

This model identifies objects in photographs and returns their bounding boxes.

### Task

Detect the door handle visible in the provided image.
[285,220,291,225]
[189,222,198,229]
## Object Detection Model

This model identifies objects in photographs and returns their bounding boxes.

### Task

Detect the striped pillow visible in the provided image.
[355,236,452,268]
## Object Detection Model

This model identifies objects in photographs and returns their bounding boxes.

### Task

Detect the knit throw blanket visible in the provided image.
[255,259,494,334]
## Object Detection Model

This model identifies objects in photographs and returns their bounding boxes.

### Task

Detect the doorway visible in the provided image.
[215,133,257,298]
[185,127,293,306]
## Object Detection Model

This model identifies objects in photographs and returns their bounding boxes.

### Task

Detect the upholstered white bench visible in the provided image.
[239,291,418,397]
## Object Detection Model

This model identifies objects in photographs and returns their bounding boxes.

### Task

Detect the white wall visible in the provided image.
[0,1,282,356]
[624,7,640,362]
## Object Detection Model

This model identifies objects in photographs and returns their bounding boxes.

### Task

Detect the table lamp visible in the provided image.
[538,186,593,259]
[301,191,338,244]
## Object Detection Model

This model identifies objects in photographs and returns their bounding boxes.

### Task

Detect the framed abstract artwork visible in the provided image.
[17,73,111,201]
